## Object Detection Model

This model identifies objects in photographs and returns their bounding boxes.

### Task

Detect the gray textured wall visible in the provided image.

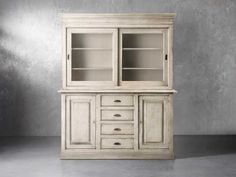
[0,0,236,136]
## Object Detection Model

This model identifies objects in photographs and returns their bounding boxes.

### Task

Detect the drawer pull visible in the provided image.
[114,128,121,131]
[113,114,121,117]
[114,142,121,145]
[114,100,121,103]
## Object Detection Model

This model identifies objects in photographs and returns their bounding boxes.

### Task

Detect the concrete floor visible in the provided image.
[0,136,236,177]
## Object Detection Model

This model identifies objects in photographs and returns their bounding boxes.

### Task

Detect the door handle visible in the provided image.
[114,100,121,103]
[113,114,121,117]
[114,128,121,131]
[114,142,121,145]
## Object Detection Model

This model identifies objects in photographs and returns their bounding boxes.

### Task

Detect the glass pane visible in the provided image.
[72,70,112,81]
[71,33,113,81]
[122,33,163,81]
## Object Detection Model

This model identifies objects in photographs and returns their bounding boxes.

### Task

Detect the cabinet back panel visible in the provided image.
[72,70,112,81]
[122,50,163,68]
[72,33,112,48]
[123,34,163,48]
[72,50,112,68]
[122,70,163,81]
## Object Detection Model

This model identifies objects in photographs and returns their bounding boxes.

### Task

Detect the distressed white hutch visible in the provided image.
[59,13,176,159]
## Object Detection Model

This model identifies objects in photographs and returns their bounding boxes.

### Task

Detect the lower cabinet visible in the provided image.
[61,93,173,159]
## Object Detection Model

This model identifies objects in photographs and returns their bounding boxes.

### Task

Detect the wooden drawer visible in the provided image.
[101,95,134,106]
[101,109,133,121]
[101,138,134,149]
[101,123,134,135]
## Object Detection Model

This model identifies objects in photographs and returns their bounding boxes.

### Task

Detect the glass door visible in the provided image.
[119,29,169,87]
[67,28,117,86]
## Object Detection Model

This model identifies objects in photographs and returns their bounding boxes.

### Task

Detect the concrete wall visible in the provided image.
[0,0,236,136]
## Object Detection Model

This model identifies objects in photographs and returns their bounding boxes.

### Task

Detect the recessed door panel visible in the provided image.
[66,96,96,149]
[139,95,169,149]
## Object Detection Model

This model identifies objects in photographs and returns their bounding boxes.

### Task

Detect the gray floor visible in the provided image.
[0,136,236,177]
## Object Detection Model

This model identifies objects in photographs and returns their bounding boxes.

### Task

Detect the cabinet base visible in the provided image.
[60,150,174,160]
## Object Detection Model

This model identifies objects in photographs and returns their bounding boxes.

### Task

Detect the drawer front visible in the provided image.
[101,124,134,135]
[101,110,133,121]
[101,138,134,149]
[101,95,134,106]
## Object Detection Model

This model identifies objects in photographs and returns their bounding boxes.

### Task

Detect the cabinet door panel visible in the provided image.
[120,28,169,87]
[66,28,118,87]
[139,95,169,149]
[66,96,96,149]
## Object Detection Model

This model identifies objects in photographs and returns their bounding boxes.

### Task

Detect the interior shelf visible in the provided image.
[72,67,112,70]
[72,48,112,50]
[122,67,162,70]
[122,48,162,51]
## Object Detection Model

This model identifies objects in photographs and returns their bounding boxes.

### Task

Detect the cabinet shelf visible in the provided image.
[72,67,112,70]
[123,48,162,51]
[72,48,112,50]
[122,67,162,70]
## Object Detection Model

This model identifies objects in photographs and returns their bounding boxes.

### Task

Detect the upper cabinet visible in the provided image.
[62,14,174,89]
